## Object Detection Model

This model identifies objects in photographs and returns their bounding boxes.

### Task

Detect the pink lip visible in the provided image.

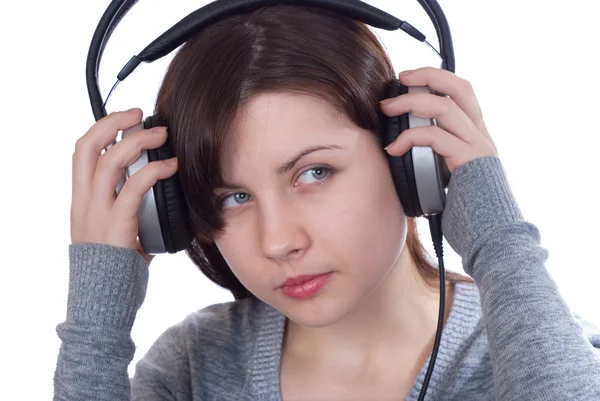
[280,273,329,287]
[279,272,333,299]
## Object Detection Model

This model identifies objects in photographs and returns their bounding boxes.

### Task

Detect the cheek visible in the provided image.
[311,167,406,274]
[214,236,263,290]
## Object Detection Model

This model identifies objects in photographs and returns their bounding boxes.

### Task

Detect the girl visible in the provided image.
[55,4,600,400]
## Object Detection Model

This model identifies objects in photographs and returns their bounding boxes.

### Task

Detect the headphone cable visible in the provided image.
[418,213,446,401]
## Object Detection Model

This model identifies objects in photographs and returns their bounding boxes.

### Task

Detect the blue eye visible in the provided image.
[219,166,333,210]
[221,193,251,209]
[298,167,329,184]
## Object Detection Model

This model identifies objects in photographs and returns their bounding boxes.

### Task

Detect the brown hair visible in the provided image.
[154,4,474,300]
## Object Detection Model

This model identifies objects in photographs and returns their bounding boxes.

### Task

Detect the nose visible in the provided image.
[259,199,310,262]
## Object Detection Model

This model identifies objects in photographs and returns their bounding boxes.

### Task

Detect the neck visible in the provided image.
[282,246,454,375]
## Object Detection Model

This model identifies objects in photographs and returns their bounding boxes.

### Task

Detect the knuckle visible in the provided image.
[425,125,435,134]
[106,109,138,126]
[74,137,87,154]
[112,109,133,118]
[133,128,158,148]
[131,163,151,182]
[132,132,147,149]
[121,175,139,195]
[403,128,415,138]
[432,125,445,135]
[96,152,113,169]
[128,170,149,193]
[441,96,454,112]
[461,78,474,93]
[106,111,123,126]
[105,111,121,124]
[152,159,168,171]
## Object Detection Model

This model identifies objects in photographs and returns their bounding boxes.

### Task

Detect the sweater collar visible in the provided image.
[245,280,483,400]
[245,299,286,399]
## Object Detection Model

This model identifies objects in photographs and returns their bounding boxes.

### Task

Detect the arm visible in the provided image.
[53,243,155,401]
[442,156,600,400]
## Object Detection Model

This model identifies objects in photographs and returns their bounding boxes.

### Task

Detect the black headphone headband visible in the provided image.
[86,0,455,121]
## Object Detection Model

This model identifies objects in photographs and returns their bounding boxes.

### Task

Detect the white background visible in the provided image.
[1,1,599,399]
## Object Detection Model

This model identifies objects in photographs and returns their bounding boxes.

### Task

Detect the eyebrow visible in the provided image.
[217,144,346,190]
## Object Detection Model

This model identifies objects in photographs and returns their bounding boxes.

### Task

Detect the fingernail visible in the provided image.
[150,126,167,133]
[164,157,178,166]
[379,98,394,105]
[400,70,413,77]
[126,107,141,113]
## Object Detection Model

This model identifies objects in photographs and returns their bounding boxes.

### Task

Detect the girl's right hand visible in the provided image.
[70,108,179,266]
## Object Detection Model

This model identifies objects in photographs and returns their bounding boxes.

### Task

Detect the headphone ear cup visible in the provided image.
[382,79,423,218]
[144,115,194,253]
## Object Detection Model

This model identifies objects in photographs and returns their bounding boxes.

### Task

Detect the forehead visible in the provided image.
[222,92,359,168]
[235,92,345,137]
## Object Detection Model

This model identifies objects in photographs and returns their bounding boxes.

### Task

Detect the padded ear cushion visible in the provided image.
[382,79,423,217]
[144,115,194,253]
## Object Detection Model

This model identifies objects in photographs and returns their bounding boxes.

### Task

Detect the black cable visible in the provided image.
[423,39,441,59]
[103,79,120,109]
[418,213,446,401]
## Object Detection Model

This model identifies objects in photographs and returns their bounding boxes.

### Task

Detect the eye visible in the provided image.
[218,166,334,210]
[221,193,251,209]
[297,166,330,185]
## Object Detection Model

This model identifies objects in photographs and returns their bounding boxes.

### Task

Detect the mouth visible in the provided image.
[278,272,334,300]
[278,272,332,288]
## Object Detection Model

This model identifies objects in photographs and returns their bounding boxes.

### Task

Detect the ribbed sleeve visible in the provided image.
[441,156,600,400]
[53,243,150,401]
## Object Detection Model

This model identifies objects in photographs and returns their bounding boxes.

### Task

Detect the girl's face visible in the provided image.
[213,92,408,327]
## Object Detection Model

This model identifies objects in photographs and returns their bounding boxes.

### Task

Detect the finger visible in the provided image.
[111,158,178,222]
[71,109,143,220]
[380,92,480,144]
[384,125,469,173]
[136,239,155,266]
[90,126,169,209]
[397,67,493,144]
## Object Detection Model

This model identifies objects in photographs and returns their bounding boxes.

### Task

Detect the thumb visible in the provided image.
[136,239,155,266]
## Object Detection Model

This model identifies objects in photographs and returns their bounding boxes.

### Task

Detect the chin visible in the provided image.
[277,290,359,328]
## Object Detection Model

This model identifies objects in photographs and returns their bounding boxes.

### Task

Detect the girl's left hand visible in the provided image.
[380,67,498,174]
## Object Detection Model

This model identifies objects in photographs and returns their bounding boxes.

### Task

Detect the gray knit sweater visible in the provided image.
[53,156,600,400]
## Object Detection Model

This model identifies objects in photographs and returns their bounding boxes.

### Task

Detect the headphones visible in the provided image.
[88,3,455,397]
[87,0,454,256]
